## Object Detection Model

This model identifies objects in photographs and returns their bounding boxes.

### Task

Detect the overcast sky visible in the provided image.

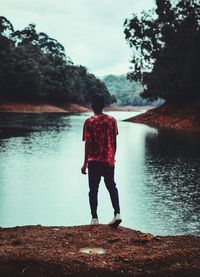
[1,0,155,77]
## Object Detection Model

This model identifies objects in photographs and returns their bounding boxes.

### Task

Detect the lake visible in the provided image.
[0,111,199,236]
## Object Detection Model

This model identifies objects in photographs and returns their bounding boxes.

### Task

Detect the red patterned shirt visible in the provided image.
[82,113,118,167]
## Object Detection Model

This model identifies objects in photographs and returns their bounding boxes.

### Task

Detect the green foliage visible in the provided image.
[0,16,114,105]
[103,74,163,106]
[124,0,200,101]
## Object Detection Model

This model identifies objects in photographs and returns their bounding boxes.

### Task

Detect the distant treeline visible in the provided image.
[0,17,115,105]
[103,74,164,106]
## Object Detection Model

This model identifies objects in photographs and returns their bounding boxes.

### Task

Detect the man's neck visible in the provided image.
[94,111,103,115]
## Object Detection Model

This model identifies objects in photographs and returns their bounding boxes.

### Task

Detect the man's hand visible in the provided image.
[81,163,87,174]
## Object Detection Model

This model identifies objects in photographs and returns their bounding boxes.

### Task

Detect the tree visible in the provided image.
[124,0,200,102]
[0,17,115,105]
[0,17,15,98]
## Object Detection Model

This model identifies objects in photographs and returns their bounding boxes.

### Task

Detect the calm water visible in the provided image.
[0,111,199,236]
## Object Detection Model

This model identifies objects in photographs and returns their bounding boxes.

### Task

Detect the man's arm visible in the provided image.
[81,141,90,174]
[114,136,117,155]
[113,118,118,155]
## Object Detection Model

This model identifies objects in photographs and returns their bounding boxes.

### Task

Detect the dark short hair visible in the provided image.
[91,94,105,111]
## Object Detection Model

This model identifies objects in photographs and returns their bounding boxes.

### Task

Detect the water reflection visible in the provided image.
[0,112,199,236]
[143,129,200,235]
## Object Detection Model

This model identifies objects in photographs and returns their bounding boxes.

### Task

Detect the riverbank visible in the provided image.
[125,102,200,131]
[0,102,153,138]
[0,102,154,113]
[0,225,199,277]
[0,102,91,113]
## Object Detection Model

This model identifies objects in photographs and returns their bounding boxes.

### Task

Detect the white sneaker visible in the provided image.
[90,218,99,225]
[108,213,122,227]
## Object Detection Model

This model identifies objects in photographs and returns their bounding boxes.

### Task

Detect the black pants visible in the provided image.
[88,161,120,218]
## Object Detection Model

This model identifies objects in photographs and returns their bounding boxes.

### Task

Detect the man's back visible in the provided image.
[83,113,118,167]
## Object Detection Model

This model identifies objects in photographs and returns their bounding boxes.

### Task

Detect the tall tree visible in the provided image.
[124,0,200,102]
[0,17,115,105]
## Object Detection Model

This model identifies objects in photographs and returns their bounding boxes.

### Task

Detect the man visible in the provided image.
[81,94,122,227]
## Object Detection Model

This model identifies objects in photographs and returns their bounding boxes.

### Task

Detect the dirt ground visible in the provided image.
[0,102,90,113]
[0,225,199,277]
[125,102,200,131]
[0,102,154,113]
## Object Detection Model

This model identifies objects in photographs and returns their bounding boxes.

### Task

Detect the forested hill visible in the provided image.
[103,75,164,106]
[0,17,115,106]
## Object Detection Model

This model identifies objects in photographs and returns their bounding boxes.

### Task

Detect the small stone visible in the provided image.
[53,228,60,231]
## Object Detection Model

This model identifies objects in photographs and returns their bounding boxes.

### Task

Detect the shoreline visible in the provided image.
[0,102,153,138]
[2,101,200,132]
[125,102,200,131]
[0,225,199,277]
[0,102,154,113]
[0,102,90,113]
[0,103,152,138]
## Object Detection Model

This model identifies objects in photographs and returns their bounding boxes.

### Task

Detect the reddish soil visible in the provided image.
[125,102,200,131]
[0,102,154,113]
[0,102,91,113]
[0,225,199,277]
